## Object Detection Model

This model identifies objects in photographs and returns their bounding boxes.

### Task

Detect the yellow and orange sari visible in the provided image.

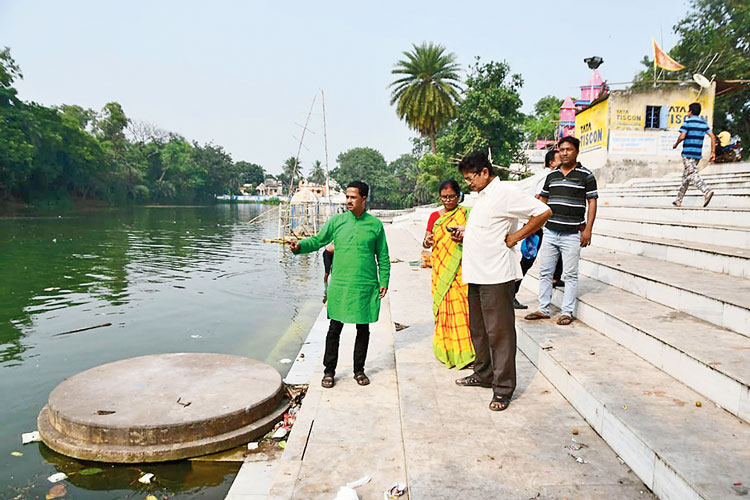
[431,206,475,369]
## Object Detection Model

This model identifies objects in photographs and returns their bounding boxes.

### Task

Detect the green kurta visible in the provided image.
[294,210,390,324]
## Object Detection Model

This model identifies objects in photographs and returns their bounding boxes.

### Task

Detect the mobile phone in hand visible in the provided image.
[446,226,457,233]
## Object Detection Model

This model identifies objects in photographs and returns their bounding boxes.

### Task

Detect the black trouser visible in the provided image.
[323,320,370,376]
[468,282,516,398]
[515,229,562,294]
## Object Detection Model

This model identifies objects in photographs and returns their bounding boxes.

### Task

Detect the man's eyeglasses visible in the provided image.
[440,195,458,201]
[463,173,479,184]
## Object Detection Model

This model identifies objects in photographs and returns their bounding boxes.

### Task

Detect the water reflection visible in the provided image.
[0,204,325,498]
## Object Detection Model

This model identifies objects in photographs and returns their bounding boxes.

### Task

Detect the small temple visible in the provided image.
[558,68,607,139]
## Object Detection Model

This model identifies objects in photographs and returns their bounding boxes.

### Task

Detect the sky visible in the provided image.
[1,0,689,175]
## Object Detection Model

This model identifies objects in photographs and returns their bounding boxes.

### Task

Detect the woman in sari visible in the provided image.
[422,180,475,369]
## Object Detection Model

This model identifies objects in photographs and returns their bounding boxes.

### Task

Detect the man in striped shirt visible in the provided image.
[525,136,597,325]
[672,102,716,207]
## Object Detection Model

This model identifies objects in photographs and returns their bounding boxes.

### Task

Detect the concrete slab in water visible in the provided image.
[38,353,288,463]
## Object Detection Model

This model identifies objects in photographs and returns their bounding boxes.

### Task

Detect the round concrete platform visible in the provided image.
[38,353,288,463]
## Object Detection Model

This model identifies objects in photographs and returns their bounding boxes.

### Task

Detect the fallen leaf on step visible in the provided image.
[46,483,66,499]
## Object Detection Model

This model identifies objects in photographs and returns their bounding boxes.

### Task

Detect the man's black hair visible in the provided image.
[544,149,559,169]
[438,179,463,201]
[458,151,494,175]
[689,102,702,115]
[558,136,580,151]
[347,180,369,198]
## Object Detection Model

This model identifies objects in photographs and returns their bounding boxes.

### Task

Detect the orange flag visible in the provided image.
[653,39,685,71]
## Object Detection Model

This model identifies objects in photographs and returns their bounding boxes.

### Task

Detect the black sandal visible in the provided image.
[455,374,491,387]
[354,373,370,386]
[489,393,510,411]
[321,375,335,388]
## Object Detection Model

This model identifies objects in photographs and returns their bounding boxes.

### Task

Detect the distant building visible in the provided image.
[256,178,283,197]
[575,83,715,184]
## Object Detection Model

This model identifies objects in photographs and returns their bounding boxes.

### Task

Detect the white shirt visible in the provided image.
[462,177,550,285]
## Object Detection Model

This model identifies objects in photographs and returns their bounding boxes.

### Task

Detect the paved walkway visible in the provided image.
[258,220,651,499]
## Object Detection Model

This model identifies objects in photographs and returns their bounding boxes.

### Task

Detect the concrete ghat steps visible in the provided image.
[577,247,750,337]
[594,217,750,249]
[600,186,750,198]
[522,272,750,422]
[599,192,750,208]
[513,293,750,500]
[612,172,750,187]
[593,229,750,279]
[596,205,750,227]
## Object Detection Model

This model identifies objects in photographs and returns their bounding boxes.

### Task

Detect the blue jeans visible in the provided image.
[537,228,581,317]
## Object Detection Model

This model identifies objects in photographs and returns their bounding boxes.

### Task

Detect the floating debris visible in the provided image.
[272,427,288,440]
[11,451,23,457]
[47,472,67,483]
[190,335,202,339]
[247,442,259,451]
[22,431,41,444]
[138,472,155,484]
[46,483,66,499]
[43,287,60,292]
[79,468,103,476]
[279,358,292,364]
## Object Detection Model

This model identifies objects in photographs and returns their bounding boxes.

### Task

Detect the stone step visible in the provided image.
[701,162,750,175]
[596,205,750,228]
[614,172,750,188]
[522,272,750,422]
[600,192,750,208]
[595,216,750,249]
[592,229,750,279]
[578,248,750,336]
[600,185,750,197]
[513,292,750,500]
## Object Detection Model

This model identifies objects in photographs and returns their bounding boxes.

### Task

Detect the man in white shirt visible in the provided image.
[452,151,551,411]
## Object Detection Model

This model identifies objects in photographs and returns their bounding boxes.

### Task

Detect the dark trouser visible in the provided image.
[468,281,516,397]
[515,229,562,294]
[323,320,370,376]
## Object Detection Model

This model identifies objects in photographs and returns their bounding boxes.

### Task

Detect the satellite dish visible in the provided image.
[693,73,711,88]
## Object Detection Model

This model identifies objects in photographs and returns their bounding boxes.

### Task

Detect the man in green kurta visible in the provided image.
[289,181,390,388]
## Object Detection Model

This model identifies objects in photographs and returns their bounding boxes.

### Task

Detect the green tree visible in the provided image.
[414,153,454,205]
[389,42,462,154]
[96,102,129,146]
[451,58,525,176]
[308,159,326,185]
[192,142,238,200]
[236,161,265,185]
[523,95,562,142]
[332,147,389,205]
[633,0,750,155]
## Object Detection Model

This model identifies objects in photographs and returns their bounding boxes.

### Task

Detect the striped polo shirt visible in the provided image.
[679,115,710,159]
[540,163,598,233]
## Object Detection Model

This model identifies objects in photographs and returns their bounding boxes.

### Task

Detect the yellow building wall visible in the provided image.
[575,98,609,154]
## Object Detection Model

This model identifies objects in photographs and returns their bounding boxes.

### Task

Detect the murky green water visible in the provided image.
[0,205,325,499]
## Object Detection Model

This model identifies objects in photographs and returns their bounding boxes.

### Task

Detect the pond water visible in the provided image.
[0,204,325,499]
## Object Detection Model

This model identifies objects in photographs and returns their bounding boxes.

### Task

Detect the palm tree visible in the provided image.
[309,160,326,185]
[389,42,462,154]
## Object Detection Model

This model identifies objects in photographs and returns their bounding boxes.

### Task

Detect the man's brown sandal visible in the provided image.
[524,311,550,320]
[556,315,574,325]
[455,375,491,388]
[489,394,511,411]
[354,373,370,386]
[321,375,335,388]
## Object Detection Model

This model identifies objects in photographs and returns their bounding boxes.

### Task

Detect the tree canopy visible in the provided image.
[0,48,261,204]
[523,95,562,143]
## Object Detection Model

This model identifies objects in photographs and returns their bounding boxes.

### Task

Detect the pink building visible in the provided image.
[575,69,604,109]
[559,96,576,138]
